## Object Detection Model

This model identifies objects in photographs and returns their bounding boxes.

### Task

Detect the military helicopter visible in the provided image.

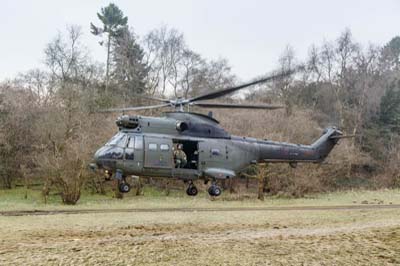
[93,70,345,197]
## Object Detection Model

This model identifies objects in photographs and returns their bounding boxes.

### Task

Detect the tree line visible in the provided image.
[1,3,400,203]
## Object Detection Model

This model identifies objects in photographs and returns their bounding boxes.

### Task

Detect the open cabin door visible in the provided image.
[172,139,200,180]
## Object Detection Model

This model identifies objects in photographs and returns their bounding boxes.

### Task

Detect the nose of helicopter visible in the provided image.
[93,146,105,168]
[88,148,102,171]
[93,148,102,168]
[92,145,124,171]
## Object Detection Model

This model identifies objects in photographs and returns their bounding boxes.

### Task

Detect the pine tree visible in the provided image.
[90,3,128,91]
[379,82,400,134]
[113,28,149,96]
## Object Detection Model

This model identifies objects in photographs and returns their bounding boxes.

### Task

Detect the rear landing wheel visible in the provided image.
[208,185,222,197]
[186,185,198,196]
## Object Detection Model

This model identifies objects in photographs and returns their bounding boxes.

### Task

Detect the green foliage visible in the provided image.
[381,36,400,70]
[379,81,400,133]
[91,3,129,90]
[112,27,149,97]
[92,3,128,37]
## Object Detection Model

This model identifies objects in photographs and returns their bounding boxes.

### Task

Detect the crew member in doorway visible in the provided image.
[174,144,187,168]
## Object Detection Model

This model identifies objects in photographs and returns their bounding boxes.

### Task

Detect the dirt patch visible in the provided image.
[2,204,400,217]
[0,211,399,265]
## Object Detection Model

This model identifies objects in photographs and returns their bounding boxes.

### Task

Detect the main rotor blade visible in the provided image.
[99,103,172,113]
[192,102,284,110]
[188,70,294,103]
[133,94,170,103]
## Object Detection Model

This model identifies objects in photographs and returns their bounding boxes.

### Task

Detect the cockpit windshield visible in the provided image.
[105,132,128,147]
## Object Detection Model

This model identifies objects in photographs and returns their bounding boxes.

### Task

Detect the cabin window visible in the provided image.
[148,143,157,151]
[160,144,169,151]
[135,136,143,150]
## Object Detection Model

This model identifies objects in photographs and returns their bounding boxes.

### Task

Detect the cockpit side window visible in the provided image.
[118,135,128,147]
[105,132,122,146]
[106,132,128,147]
[125,137,135,160]
[127,137,135,148]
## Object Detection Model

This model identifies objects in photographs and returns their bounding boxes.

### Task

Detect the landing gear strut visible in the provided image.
[116,171,131,193]
[208,182,222,197]
[186,182,198,196]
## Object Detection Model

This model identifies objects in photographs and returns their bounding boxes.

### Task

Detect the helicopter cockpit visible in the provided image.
[94,131,143,170]
[94,132,125,168]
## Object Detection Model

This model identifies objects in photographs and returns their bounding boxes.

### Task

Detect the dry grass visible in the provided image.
[1,188,400,211]
[1,189,400,265]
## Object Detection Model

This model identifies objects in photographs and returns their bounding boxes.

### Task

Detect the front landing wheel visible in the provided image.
[119,183,131,193]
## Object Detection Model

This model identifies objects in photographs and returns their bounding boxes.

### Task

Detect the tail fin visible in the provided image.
[311,127,343,162]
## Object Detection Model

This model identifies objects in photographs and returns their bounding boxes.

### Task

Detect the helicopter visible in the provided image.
[93,70,346,197]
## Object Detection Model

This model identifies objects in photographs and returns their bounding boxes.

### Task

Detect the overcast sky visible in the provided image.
[1,0,400,81]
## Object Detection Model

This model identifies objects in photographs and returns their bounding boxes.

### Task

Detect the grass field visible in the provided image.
[0,188,400,265]
[2,187,400,211]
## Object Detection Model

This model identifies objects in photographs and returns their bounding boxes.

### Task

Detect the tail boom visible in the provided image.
[257,127,342,164]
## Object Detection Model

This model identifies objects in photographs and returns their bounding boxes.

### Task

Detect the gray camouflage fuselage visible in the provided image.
[94,112,342,182]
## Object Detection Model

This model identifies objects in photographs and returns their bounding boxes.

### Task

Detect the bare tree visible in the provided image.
[180,49,204,98]
[190,58,236,97]
[272,45,297,115]
[0,84,40,189]
[45,25,88,84]
[142,26,237,99]
[143,26,185,96]
[334,29,359,127]
[307,44,322,83]
[15,69,52,106]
